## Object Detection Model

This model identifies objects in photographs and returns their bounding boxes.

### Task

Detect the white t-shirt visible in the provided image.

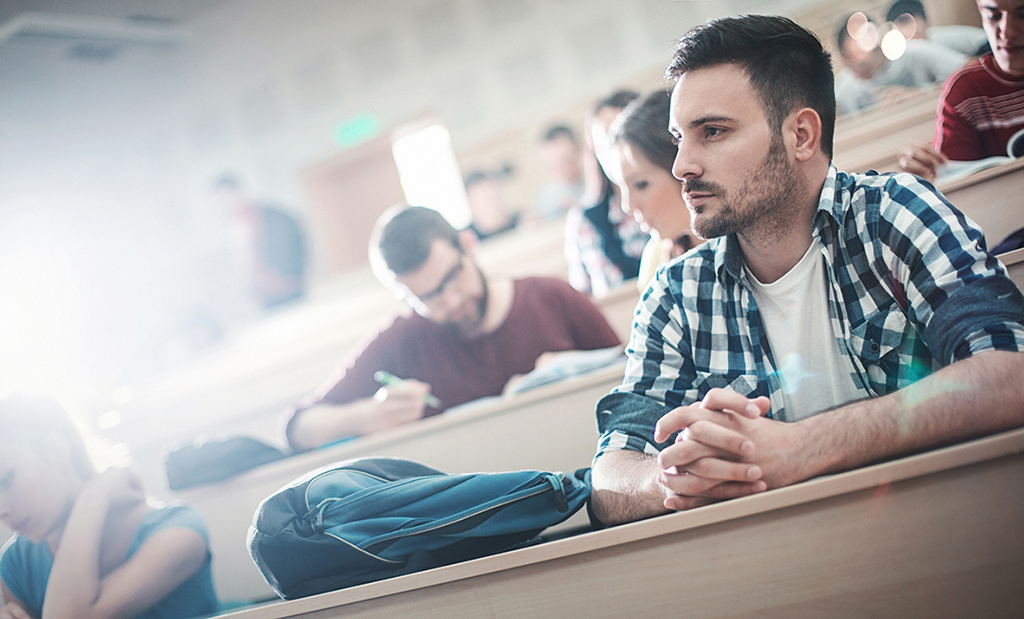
[745,243,868,421]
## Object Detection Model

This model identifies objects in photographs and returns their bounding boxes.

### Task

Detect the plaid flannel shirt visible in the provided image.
[596,165,1024,459]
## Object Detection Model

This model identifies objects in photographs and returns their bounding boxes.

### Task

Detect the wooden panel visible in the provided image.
[215,427,1024,618]
[833,107,937,174]
[940,158,1024,245]
[300,137,407,276]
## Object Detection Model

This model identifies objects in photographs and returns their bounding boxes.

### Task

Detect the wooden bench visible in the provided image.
[214,426,1024,618]
[174,364,625,604]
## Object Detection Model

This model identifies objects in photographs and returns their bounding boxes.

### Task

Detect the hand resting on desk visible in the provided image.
[288,380,433,450]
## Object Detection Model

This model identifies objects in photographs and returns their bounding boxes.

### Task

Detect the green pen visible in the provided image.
[373,371,443,408]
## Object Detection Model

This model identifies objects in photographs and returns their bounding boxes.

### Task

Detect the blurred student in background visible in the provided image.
[212,174,308,311]
[887,0,989,56]
[535,125,586,221]
[565,90,649,297]
[283,206,620,452]
[0,395,217,619]
[463,168,521,241]
[899,0,1024,181]
[834,12,965,115]
[609,90,704,291]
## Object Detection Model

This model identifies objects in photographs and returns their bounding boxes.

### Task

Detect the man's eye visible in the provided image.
[635,181,649,190]
[705,127,724,138]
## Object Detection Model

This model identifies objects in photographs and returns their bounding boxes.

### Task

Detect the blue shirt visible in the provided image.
[595,166,1024,459]
[1,502,218,619]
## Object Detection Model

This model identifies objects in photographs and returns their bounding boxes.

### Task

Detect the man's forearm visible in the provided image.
[795,350,1024,482]
[287,400,370,451]
[590,450,670,526]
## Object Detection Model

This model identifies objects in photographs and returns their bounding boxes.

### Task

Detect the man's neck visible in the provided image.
[481,277,515,332]
[738,163,826,283]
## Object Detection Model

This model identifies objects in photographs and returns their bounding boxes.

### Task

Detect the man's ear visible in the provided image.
[789,107,822,162]
[458,228,479,256]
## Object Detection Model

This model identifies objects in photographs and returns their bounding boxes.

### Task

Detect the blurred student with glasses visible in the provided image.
[282,205,621,452]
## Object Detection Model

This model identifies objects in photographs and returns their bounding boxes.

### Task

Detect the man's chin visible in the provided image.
[446,315,485,337]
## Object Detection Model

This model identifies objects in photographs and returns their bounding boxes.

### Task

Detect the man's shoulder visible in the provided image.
[514,275,579,296]
[658,239,723,294]
[901,38,966,67]
[361,307,436,345]
[834,169,941,207]
[830,169,965,243]
[943,57,991,93]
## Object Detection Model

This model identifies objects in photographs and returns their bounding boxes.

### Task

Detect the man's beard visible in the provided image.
[447,265,490,338]
[685,134,803,242]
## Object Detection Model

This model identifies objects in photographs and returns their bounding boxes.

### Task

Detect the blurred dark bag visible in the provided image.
[165,436,287,490]
[992,226,1024,255]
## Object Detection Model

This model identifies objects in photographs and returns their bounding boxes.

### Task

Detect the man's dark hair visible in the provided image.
[887,0,927,24]
[666,15,836,157]
[611,90,677,174]
[541,124,578,144]
[373,205,462,276]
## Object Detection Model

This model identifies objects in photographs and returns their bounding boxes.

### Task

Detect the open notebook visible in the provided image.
[936,127,1024,185]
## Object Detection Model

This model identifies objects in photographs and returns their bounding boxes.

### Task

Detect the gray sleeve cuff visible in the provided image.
[923,275,1024,364]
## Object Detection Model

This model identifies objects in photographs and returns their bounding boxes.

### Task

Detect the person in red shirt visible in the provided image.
[283,205,621,452]
[899,0,1024,179]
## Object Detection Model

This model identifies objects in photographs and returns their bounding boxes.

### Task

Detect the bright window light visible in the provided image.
[391,122,471,229]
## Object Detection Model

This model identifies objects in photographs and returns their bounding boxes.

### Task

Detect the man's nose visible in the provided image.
[672,144,701,181]
[1003,13,1023,39]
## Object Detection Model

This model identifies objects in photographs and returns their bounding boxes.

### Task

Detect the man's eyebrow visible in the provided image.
[689,116,733,129]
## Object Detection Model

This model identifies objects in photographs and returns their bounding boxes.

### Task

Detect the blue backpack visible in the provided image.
[247,457,591,599]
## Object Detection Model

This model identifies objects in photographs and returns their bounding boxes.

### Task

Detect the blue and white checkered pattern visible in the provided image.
[596,165,1024,459]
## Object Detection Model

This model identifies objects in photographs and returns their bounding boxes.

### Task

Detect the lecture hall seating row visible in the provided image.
[216,426,1024,618]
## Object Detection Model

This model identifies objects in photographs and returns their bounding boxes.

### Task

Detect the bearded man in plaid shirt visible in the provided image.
[590,15,1024,526]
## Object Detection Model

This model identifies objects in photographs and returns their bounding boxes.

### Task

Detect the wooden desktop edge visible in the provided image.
[175,363,626,501]
[1000,247,1024,267]
[215,425,1024,618]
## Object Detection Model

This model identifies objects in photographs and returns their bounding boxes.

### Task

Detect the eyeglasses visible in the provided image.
[412,253,465,305]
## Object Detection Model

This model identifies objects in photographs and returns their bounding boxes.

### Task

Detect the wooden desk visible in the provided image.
[475,216,568,279]
[833,88,940,174]
[940,157,1024,245]
[216,427,1024,618]
[176,364,625,604]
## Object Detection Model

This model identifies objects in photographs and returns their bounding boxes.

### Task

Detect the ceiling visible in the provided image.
[0,0,229,60]
[0,0,226,26]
